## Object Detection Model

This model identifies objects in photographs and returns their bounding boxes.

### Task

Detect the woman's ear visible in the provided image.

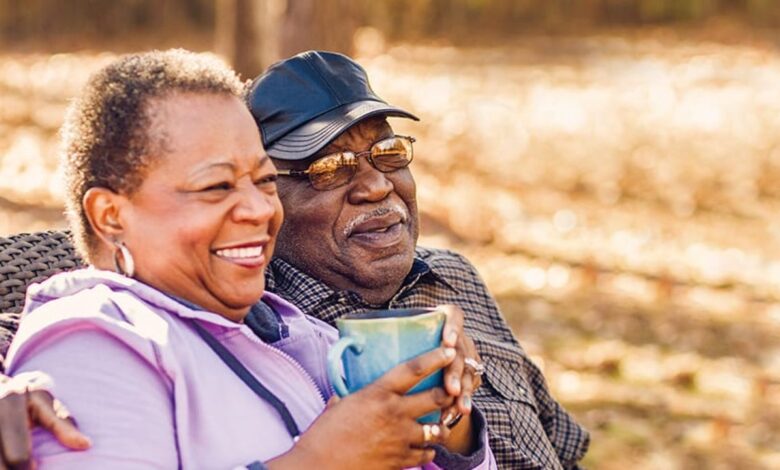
[82,187,128,246]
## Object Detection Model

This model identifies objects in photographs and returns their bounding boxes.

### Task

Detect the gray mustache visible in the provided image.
[344,203,409,237]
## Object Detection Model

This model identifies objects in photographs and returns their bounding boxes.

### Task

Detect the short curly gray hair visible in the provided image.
[61,49,245,261]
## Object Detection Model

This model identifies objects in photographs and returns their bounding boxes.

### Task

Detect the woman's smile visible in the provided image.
[213,240,269,269]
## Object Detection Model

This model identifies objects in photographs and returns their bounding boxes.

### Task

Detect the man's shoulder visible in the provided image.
[415,245,475,268]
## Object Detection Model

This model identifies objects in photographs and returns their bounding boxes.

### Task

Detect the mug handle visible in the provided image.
[327,336,364,397]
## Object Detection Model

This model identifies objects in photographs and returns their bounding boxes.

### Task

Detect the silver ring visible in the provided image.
[422,423,441,445]
[443,411,464,429]
[464,358,485,377]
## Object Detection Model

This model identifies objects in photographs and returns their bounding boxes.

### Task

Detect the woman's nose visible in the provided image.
[347,158,394,204]
[232,180,277,224]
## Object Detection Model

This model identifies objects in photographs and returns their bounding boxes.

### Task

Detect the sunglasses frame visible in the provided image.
[277,135,416,190]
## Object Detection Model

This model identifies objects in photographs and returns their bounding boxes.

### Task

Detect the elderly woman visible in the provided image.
[4,50,494,469]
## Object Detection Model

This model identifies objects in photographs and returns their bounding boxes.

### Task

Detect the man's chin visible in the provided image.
[346,231,414,262]
[346,242,415,286]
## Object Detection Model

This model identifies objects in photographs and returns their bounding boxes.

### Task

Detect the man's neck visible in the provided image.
[346,281,403,306]
[269,256,408,306]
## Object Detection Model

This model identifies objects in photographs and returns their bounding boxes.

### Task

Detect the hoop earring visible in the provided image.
[113,242,135,278]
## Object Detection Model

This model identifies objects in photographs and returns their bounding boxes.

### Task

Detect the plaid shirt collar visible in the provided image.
[265,250,457,324]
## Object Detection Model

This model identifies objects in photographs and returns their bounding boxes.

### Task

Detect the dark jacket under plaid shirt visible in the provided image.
[266,246,590,469]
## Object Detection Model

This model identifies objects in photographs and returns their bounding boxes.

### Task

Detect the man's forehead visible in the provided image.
[323,118,393,152]
[273,118,394,168]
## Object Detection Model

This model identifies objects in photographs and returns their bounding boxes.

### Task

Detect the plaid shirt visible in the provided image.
[266,246,590,469]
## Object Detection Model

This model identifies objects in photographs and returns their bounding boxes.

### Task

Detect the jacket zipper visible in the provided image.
[240,326,327,406]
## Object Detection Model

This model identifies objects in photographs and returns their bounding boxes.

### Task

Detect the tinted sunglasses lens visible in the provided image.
[371,137,413,172]
[308,153,357,190]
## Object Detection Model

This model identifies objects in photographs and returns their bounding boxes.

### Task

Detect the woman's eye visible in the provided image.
[254,174,278,186]
[203,182,232,192]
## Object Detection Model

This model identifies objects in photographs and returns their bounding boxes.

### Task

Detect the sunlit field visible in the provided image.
[2,32,780,468]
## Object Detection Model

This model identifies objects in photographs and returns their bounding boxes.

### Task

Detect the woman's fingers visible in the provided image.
[377,347,455,394]
[401,386,454,419]
[409,422,450,449]
[0,392,32,469]
[401,447,437,468]
[28,392,90,450]
[324,395,340,409]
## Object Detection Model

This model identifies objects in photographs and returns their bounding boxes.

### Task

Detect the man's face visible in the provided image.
[272,117,419,304]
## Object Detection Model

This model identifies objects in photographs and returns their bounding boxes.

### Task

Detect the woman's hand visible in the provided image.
[0,372,91,469]
[438,304,483,455]
[268,346,457,470]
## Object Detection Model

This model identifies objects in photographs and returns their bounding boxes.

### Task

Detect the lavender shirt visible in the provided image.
[6,269,495,469]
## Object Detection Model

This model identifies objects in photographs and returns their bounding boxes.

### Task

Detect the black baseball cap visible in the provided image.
[246,50,419,160]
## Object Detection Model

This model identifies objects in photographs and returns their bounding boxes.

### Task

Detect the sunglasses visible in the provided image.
[277,135,415,191]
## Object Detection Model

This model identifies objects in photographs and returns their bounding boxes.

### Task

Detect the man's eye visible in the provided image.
[203,182,232,191]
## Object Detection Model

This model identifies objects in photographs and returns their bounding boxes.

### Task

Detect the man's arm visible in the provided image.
[447,250,590,469]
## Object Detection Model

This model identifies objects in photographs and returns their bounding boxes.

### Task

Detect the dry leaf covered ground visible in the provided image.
[2,34,780,469]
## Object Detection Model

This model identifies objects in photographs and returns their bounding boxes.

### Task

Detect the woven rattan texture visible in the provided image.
[0,231,83,313]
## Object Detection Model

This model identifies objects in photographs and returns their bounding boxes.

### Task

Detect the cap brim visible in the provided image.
[267,100,419,160]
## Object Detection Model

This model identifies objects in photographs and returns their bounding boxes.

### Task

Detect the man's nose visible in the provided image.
[347,158,394,204]
[232,179,277,224]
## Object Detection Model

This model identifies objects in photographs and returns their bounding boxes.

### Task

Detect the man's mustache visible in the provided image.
[344,203,409,238]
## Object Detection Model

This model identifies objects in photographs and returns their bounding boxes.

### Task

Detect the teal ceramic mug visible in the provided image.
[327,308,446,424]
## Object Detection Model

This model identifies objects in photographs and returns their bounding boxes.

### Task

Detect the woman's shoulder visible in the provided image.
[6,268,178,370]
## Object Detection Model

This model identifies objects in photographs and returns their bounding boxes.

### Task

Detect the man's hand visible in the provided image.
[439,305,482,410]
[0,372,91,469]
[438,304,483,454]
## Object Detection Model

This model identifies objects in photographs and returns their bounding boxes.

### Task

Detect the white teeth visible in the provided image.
[215,246,263,259]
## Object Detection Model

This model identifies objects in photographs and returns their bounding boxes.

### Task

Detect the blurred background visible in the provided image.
[2,0,780,468]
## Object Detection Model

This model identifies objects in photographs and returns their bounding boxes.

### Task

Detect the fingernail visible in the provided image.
[444,347,456,359]
[463,395,472,411]
[76,435,92,448]
[446,330,458,345]
[450,375,461,393]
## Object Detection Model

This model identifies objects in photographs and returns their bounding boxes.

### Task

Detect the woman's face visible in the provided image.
[119,92,282,322]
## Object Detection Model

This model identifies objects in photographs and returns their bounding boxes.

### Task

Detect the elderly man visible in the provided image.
[246,51,589,469]
[0,51,588,469]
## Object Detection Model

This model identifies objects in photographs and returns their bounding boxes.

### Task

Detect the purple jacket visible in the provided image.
[6,269,495,469]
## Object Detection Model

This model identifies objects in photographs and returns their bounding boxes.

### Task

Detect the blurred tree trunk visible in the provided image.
[215,0,263,79]
[216,0,360,80]
[281,0,359,57]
